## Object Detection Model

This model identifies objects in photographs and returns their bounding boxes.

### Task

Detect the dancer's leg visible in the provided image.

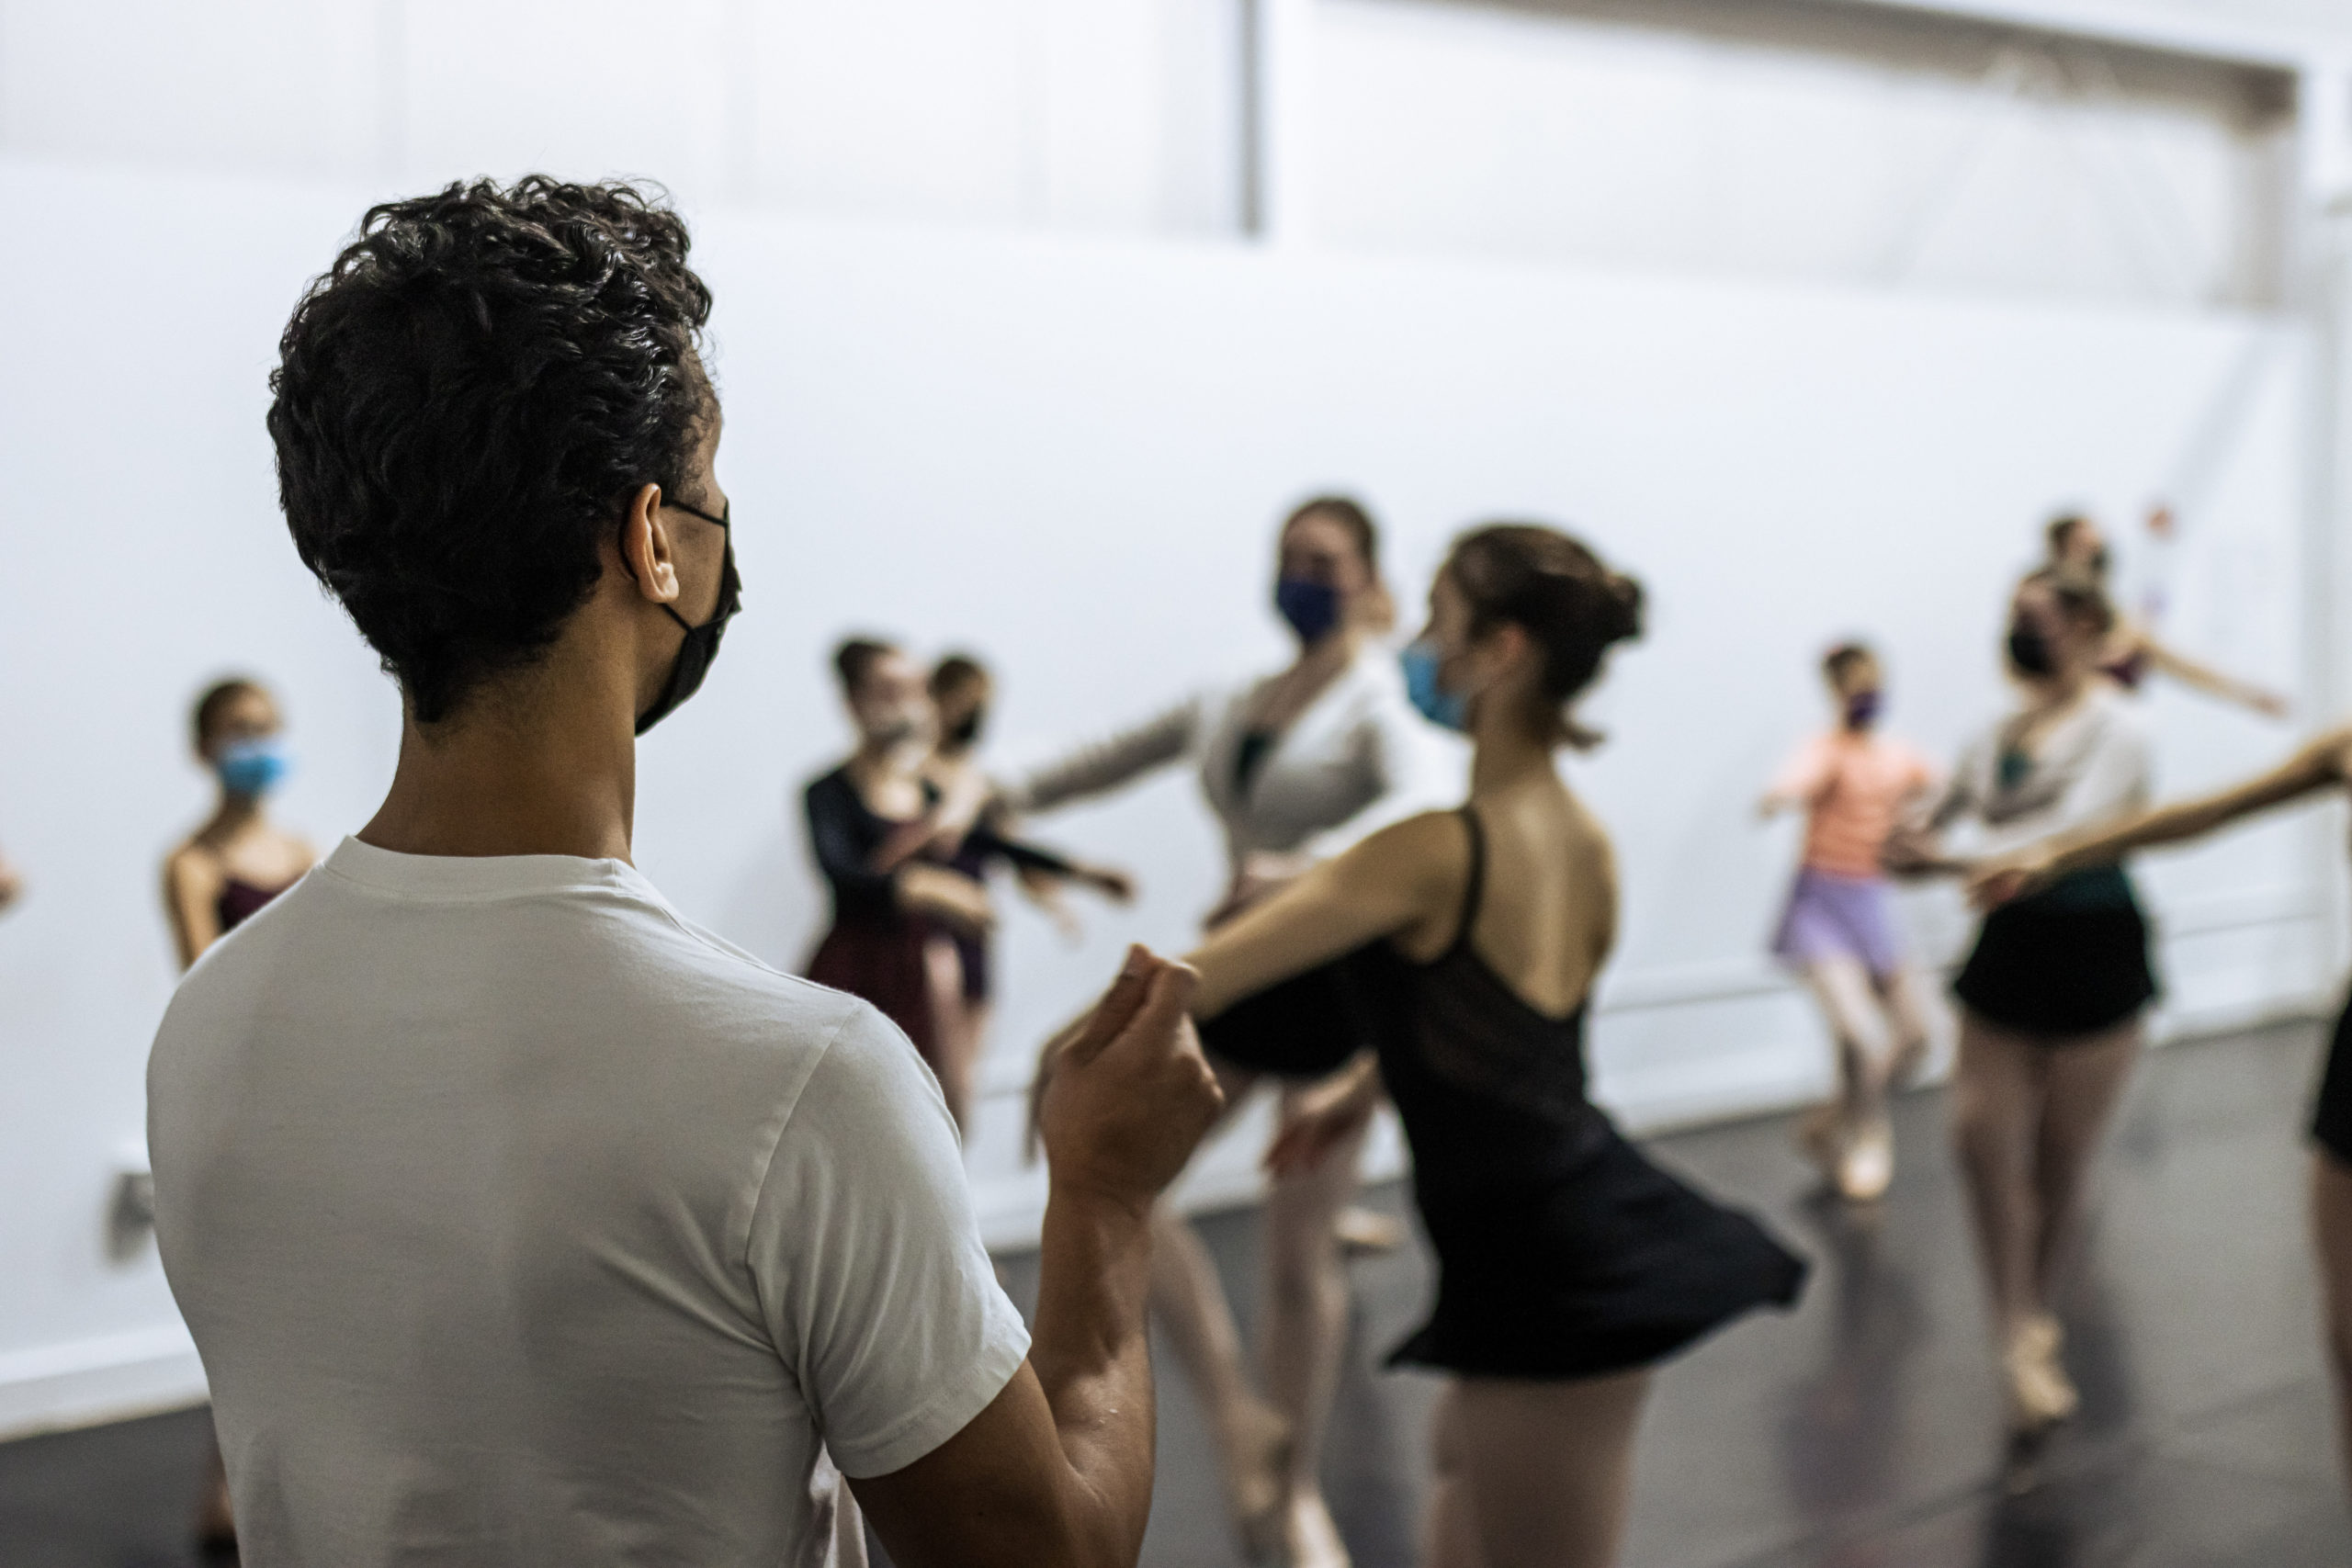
[1442,1370,1653,1568]
[1424,1385,1490,1568]
[1949,1010,2044,1336]
[1951,1010,2093,1428]
[1259,1079,1371,1564]
[1875,963,1935,1085]
[1148,1060,1290,1543]
[1802,956,1897,1197]
[2025,1021,2141,1311]
[2310,1151,2352,1498]
[1804,954,1892,1111]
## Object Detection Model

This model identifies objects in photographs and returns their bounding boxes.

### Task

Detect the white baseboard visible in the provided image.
[0,1324,208,1442]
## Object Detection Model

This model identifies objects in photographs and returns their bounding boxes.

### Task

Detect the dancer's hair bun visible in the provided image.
[1446,523,1644,750]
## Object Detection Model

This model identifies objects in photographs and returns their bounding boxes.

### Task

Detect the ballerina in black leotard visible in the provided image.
[806,637,1127,1131]
[1063,523,1804,1567]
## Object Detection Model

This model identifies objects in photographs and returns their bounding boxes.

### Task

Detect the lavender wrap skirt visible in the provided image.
[1771,867,1905,978]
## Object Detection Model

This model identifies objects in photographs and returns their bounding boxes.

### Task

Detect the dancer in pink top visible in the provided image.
[1758,643,1938,1201]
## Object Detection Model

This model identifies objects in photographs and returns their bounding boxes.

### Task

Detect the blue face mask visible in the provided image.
[1273,577,1341,645]
[214,739,289,798]
[1399,638,1468,732]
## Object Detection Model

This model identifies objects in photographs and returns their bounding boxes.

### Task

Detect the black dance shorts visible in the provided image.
[1952,866,2156,1039]
[1196,963,1366,1080]
[2312,995,2352,1167]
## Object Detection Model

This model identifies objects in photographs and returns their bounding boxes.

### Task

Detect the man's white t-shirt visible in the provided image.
[148,838,1031,1568]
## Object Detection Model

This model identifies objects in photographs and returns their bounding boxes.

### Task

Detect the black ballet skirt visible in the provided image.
[1197,965,1367,1079]
[1951,865,2156,1039]
[1342,809,1806,1380]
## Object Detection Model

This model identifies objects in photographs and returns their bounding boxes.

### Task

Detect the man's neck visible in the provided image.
[358,666,639,863]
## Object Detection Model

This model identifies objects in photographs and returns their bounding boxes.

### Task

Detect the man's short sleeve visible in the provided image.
[748,1002,1030,1478]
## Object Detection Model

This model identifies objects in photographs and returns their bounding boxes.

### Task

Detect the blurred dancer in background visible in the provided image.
[922,651,1134,1104]
[804,637,995,1129]
[1887,571,2154,1436]
[806,637,1125,1131]
[1006,497,1437,1566]
[161,675,317,1562]
[1758,643,1937,1201]
[0,844,20,914]
[2044,510,2288,716]
[1967,722,2352,1493]
[1136,523,1804,1568]
[164,678,317,972]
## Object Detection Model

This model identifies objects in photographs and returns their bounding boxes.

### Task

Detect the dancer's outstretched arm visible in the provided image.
[1183,809,1473,1015]
[2132,624,2290,717]
[1026,810,1464,1157]
[1968,728,2352,907]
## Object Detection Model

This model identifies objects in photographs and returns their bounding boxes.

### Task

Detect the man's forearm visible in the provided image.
[1027,1179,1158,1566]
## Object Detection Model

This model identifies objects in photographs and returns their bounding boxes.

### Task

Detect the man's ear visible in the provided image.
[616,482,682,606]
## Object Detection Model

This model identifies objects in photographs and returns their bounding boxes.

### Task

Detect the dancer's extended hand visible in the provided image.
[899,863,995,935]
[1081,863,1136,904]
[1965,851,2052,910]
[1034,946,1223,1208]
[1879,825,1959,878]
[1264,1055,1383,1178]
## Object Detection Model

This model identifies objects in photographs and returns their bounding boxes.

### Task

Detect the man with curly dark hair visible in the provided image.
[145,177,1221,1568]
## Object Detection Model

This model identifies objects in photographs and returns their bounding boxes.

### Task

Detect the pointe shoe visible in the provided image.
[1223,1403,1295,1565]
[1835,1119,1894,1203]
[1280,1491,1352,1568]
[2005,1316,2078,1434]
[1334,1206,1408,1257]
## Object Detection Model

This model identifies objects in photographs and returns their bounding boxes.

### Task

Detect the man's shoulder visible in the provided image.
[169,863,877,1065]
[607,905,883,1051]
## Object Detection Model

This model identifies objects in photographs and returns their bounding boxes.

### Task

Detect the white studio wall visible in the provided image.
[0,153,2334,1437]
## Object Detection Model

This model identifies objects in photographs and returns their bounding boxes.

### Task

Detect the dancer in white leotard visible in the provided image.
[1007,496,1447,1567]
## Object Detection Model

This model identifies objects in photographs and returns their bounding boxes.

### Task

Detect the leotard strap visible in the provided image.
[1443,807,1487,962]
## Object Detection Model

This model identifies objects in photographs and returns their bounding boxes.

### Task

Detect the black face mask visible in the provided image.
[631,496,741,736]
[2006,621,2056,679]
[945,707,987,748]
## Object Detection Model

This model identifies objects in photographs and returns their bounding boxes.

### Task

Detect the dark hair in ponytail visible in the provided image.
[1445,523,1643,749]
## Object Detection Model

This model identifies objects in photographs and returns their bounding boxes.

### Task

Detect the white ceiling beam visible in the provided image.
[1820,0,2325,71]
